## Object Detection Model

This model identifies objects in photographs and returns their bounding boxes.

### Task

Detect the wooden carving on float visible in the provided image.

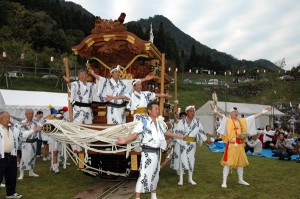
[91,13,127,33]
[74,13,168,77]
[72,12,163,78]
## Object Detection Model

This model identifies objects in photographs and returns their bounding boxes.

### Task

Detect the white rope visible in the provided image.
[45,120,139,153]
[44,120,140,177]
[78,124,111,129]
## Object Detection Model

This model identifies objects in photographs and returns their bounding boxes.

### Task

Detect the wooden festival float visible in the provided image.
[43,13,174,178]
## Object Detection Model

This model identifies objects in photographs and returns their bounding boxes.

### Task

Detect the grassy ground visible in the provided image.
[0,157,100,199]
[0,76,67,93]
[1,146,299,199]
[137,146,300,199]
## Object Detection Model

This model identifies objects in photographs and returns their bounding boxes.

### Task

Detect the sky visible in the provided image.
[68,0,300,70]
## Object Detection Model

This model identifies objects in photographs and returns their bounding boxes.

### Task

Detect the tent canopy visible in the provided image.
[195,101,284,135]
[0,89,68,120]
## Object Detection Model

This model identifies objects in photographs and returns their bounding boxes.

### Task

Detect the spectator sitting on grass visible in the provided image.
[272,130,280,145]
[258,125,275,149]
[270,132,294,160]
[291,133,300,163]
[245,134,262,155]
[279,127,288,137]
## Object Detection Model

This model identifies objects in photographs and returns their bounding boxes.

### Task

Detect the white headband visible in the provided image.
[185,105,195,112]
[230,107,238,112]
[110,65,121,73]
[132,79,141,86]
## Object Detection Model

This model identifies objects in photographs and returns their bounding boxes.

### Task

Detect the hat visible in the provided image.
[230,107,238,113]
[61,106,68,112]
[132,79,141,86]
[185,105,195,112]
[110,65,121,74]
[49,104,58,114]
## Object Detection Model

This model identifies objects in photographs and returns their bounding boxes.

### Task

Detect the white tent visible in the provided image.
[0,89,68,121]
[195,101,285,135]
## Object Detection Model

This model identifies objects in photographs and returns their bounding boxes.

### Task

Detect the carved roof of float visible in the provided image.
[72,14,162,61]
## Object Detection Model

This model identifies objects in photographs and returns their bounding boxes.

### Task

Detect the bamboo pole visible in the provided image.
[212,92,217,136]
[174,68,178,113]
[159,53,165,116]
[64,57,73,122]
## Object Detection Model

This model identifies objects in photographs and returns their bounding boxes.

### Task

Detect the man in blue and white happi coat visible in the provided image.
[17,109,42,180]
[0,111,41,198]
[89,65,153,124]
[126,79,171,122]
[170,105,209,186]
[116,102,185,199]
[34,111,49,161]
[69,69,94,124]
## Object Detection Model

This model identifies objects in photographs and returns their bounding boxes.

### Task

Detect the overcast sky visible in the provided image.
[68,0,300,70]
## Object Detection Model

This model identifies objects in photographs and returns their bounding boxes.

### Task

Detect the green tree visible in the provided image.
[186,44,198,71]
[179,49,186,71]
[154,22,166,53]
[126,22,146,39]
[0,40,32,67]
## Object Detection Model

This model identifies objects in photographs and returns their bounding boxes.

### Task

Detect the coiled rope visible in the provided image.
[45,120,140,176]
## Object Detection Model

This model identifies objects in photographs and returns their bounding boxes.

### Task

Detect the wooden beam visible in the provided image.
[159,53,165,116]
[64,57,73,122]
[174,68,178,113]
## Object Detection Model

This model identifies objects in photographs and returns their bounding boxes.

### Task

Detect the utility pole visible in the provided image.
[34,53,37,77]
[1,51,12,88]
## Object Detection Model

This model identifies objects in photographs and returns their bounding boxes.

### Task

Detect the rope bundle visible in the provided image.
[45,120,140,176]
[45,120,140,153]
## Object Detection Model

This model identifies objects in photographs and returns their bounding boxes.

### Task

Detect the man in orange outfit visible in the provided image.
[211,105,272,188]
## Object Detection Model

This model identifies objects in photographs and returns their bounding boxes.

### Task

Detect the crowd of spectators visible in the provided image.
[254,125,300,161]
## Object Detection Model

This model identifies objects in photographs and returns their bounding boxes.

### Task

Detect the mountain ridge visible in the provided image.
[131,15,279,71]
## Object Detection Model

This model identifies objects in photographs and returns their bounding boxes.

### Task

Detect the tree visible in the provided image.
[126,22,145,39]
[154,22,166,53]
[186,44,198,71]
[178,49,186,71]
[274,58,286,69]
[0,40,32,67]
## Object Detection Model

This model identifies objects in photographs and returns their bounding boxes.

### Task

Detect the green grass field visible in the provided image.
[139,146,300,199]
[1,146,299,199]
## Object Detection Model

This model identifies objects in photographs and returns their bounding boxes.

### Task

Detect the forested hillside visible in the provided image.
[0,0,95,71]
